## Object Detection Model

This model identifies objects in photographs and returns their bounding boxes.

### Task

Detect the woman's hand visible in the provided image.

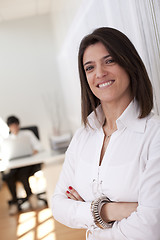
[101,202,138,222]
[66,186,84,202]
[65,187,137,222]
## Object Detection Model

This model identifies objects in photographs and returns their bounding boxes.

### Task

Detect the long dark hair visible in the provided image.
[78,27,153,127]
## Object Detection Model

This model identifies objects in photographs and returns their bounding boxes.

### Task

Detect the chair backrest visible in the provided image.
[20,126,41,175]
[20,126,40,139]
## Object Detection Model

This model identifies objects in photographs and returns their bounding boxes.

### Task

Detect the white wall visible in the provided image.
[51,0,83,53]
[50,0,84,132]
[0,14,60,148]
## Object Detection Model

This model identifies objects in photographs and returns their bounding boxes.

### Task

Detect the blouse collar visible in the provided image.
[87,99,149,133]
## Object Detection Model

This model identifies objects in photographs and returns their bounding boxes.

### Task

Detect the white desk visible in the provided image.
[0,150,65,171]
[0,150,65,208]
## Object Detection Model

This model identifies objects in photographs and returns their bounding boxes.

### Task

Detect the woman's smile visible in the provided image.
[97,80,115,88]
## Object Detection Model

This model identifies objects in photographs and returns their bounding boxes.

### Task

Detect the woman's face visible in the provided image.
[83,42,132,105]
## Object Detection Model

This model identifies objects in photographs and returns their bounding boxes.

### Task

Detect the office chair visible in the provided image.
[14,126,47,210]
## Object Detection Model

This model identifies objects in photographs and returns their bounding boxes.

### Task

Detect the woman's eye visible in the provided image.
[85,65,94,72]
[105,58,115,64]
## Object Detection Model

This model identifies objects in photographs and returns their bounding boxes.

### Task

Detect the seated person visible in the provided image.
[2,116,43,215]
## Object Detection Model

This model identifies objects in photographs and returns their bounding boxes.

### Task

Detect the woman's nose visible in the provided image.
[96,65,107,79]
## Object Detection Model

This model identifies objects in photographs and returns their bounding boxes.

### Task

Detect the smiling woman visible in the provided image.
[78,28,153,127]
[51,27,160,240]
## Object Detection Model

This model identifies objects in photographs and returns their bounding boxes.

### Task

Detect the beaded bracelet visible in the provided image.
[91,196,115,229]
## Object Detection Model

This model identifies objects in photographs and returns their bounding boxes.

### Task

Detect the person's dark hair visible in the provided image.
[7,116,20,126]
[78,27,153,127]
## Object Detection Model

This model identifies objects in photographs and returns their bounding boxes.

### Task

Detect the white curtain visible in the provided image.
[135,0,160,114]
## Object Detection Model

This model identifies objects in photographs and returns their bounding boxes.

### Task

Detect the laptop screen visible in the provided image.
[1,135,33,160]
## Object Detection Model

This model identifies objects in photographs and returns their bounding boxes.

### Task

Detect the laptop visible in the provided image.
[1,135,33,160]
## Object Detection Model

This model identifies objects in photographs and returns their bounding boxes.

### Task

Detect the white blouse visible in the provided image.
[51,100,160,240]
